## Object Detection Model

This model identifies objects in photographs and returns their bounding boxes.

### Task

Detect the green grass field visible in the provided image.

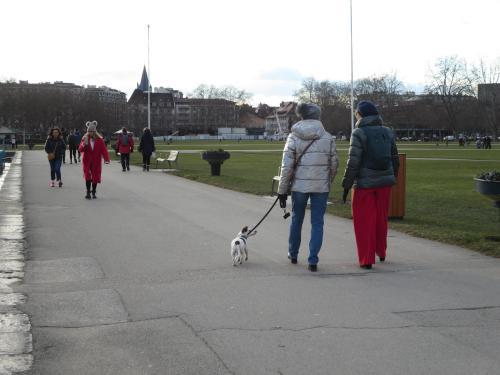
[24,139,500,257]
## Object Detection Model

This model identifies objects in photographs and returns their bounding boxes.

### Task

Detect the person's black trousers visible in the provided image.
[120,153,130,170]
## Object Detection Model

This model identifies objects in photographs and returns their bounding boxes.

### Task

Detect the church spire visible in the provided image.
[137,66,150,92]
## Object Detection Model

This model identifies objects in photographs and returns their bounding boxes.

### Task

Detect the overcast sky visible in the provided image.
[1,0,499,105]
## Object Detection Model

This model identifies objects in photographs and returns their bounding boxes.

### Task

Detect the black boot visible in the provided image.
[92,183,97,199]
[143,165,146,171]
[146,165,150,171]
[85,181,92,199]
[85,191,91,199]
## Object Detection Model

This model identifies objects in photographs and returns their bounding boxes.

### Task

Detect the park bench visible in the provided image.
[155,150,179,170]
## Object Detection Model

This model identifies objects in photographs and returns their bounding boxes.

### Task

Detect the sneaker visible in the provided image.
[288,255,297,264]
[50,181,55,187]
[308,264,317,272]
[58,181,63,188]
[122,169,126,172]
[127,166,130,171]
[146,165,150,171]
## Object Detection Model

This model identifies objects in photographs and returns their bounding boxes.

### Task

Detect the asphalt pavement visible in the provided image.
[14,150,500,375]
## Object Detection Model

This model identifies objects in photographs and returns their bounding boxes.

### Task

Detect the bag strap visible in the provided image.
[287,139,317,190]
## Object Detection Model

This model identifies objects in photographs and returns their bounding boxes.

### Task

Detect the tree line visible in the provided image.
[294,56,500,138]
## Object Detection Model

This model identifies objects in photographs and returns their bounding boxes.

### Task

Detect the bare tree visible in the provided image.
[425,56,475,133]
[294,77,316,103]
[191,84,252,104]
[355,73,404,106]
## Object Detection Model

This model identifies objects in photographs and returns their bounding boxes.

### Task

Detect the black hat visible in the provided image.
[356,101,379,117]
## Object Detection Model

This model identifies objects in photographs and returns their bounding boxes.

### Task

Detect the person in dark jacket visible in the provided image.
[44,127,66,187]
[341,101,399,269]
[67,129,79,164]
[74,129,82,162]
[138,127,156,171]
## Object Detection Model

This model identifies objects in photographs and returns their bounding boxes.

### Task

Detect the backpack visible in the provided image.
[121,134,129,146]
[360,126,392,171]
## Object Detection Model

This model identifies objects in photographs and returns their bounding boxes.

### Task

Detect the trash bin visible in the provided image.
[388,153,406,219]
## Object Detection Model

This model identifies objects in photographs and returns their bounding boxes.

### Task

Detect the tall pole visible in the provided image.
[350,0,354,132]
[147,24,151,129]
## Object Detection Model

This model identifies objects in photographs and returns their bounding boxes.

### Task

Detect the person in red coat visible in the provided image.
[116,127,134,172]
[79,121,110,199]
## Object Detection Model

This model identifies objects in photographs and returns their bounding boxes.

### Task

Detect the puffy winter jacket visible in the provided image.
[278,119,339,194]
[341,115,399,190]
[44,137,66,160]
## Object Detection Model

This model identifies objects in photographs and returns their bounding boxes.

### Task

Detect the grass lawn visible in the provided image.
[112,141,500,257]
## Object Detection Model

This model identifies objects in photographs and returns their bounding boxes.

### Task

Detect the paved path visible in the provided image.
[15,151,500,374]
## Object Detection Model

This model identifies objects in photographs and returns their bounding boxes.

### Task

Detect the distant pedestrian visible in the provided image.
[79,121,110,199]
[11,137,16,149]
[341,101,399,269]
[74,129,82,162]
[277,103,339,272]
[67,130,79,164]
[61,127,68,163]
[116,127,134,171]
[138,127,156,171]
[44,127,66,188]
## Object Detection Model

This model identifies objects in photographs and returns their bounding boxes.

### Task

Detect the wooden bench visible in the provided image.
[155,150,179,170]
[271,166,281,196]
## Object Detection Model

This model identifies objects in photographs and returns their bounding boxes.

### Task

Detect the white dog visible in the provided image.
[230,226,256,266]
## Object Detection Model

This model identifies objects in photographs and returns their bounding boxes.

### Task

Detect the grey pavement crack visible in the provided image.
[394,305,500,314]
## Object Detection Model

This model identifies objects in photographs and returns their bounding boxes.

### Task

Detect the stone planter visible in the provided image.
[202,150,230,176]
[474,177,500,241]
[474,178,500,205]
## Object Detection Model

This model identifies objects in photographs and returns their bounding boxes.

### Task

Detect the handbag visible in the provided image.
[47,142,56,161]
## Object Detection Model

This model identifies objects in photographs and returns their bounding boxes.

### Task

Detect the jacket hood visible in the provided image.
[291,119,326,140]
[356,115,383,128]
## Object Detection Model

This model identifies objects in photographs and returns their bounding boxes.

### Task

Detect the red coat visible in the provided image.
[116,133,134,154]
[78,135,110,183]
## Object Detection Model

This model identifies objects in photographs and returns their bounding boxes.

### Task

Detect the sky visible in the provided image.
[1,0,499,106]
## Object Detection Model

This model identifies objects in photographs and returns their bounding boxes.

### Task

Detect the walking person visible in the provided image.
[116,127,134,171]
[74,128,82,162]
[138,127,156,171]
[67,129,79,164]
[44,127,66,188]
[341,101,400,269]
[60,127,68,163]
[277,103,339,272]
[78,121,110,199]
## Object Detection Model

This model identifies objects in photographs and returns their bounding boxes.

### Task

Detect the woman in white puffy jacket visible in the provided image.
[277,103,339,272]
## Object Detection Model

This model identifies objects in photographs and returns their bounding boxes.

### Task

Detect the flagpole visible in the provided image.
[147,24,151,130]
[350,0,354,132]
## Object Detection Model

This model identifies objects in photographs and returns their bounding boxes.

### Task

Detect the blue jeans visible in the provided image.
[288,191,329,265]
[49,159,62,181]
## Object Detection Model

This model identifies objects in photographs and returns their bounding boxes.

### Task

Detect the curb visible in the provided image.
[0,152,33,374]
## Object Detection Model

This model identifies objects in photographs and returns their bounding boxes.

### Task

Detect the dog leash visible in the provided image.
[247,196,280,236]
[247,139,317,236]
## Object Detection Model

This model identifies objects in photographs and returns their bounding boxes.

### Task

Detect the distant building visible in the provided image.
[85,85,127,129]
[127,68,238,135]
[265,101,298,135]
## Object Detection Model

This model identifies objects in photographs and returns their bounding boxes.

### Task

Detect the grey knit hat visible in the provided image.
[296,103,321,120]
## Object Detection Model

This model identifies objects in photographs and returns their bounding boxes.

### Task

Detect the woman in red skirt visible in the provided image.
[341,101,399,269]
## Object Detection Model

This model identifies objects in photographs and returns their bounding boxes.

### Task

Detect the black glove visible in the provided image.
[342,188,350,204]
[278,194,287,208]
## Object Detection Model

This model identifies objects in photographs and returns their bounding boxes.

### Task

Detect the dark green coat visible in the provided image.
[342,115,399,190]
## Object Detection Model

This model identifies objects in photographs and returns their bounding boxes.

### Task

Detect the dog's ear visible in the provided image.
[241,226,248,233]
